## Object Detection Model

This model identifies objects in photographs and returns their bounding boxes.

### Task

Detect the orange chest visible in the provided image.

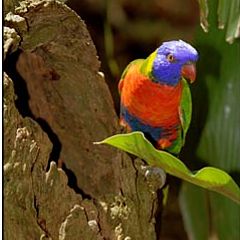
[121,72,183,127]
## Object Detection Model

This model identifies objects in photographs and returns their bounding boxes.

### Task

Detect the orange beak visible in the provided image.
[181,62,196,83]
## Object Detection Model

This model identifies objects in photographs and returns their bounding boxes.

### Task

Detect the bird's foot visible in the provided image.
[157,138,172,149]
[141,166,167,190]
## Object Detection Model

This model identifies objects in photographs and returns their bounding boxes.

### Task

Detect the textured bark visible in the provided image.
[4,0,163,239]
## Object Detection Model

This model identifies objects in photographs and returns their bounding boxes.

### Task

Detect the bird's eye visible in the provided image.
[166,54,175,62]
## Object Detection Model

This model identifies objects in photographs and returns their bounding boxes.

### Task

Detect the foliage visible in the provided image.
[96,132,240,204]
[95,0,240,238]
[180,0,240,239]
[198,0,240,43]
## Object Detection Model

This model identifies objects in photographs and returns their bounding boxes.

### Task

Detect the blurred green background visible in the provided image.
[66,0,239,239]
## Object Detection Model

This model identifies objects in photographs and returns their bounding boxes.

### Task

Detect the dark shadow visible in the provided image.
[4,50,34,118]
[35,118,62,170]
[4,51,91,197]
[61,163,92,199]
[230,171,240,186]
[154,184,165,239]
[4,51,62,169]
[160,175,189,240]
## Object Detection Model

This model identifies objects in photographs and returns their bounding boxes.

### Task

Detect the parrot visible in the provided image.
[119,40,199,155]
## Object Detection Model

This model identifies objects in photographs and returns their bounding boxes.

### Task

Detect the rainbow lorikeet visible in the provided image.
[119,40,198,155]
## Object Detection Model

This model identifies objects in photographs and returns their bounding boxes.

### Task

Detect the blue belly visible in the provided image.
[120,105,163,143]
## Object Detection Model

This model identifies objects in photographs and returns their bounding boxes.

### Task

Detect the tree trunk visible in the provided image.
[4,1,163,239]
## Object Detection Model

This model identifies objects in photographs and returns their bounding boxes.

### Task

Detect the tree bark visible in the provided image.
[4,1,163,239]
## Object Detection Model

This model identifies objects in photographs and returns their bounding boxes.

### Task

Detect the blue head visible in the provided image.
[152,40,199,86]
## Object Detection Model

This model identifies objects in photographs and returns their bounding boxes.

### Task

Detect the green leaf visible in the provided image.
[96,131,240,204]
[179,183,209,240]
[198,0,209,32]
[218,0,240,43]
[186,7,240,237]
[198,0,240,43]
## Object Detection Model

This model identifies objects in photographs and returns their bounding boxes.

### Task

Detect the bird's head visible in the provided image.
[151,40,199,86]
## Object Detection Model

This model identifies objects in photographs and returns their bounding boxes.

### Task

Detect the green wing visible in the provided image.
[166,78,192,155]
[179,78,192,146]
[119,49,158,95]
[118,59,144,95]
